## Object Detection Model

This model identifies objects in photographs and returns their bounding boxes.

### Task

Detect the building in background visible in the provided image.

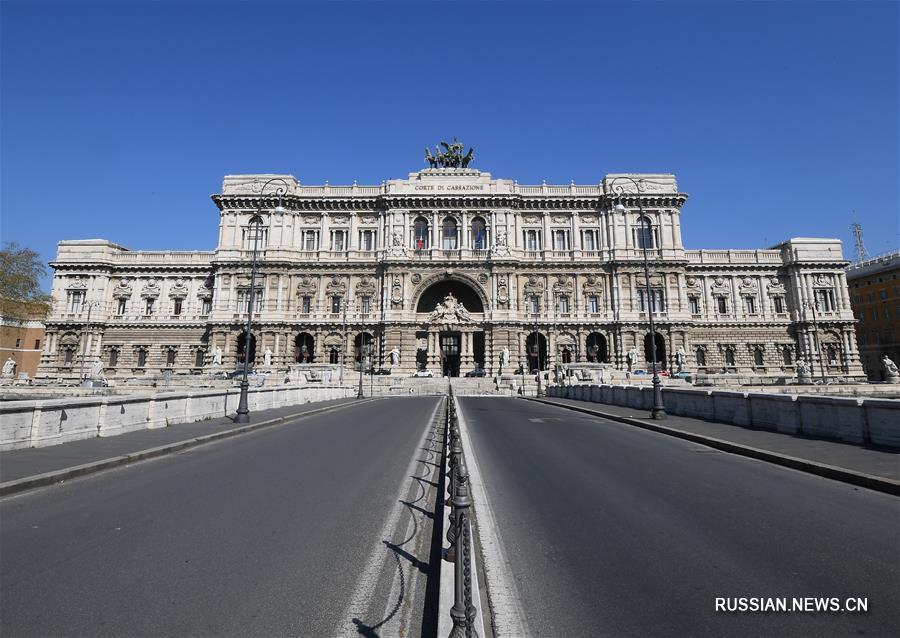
[846,250,900,381]
[37,151,866,383]
[0,301,47,379]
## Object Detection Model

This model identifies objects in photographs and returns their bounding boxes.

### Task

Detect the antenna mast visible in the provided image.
[851,222,869,262]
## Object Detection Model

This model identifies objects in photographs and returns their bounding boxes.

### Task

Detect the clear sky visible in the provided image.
[2,1,898,290]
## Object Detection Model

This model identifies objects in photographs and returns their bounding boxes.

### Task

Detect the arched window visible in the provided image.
[471,217,487,250]
[826,345,838,365]
[632,216,655,249]
[414,217,429,250]
[442,217,458,250]
[754,348,764,366]
[695,347,706,367]
[782,346,793,366]
[561,348,572,364]
[329,348,340,364]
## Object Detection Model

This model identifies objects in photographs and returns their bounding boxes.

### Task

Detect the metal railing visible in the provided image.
[444,391,479,637]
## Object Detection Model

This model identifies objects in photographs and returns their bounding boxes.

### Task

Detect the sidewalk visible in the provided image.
[0,397,360,485]
[531,397,900,488]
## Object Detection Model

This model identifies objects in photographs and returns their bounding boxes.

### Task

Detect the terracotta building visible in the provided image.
[0,301,47,379]
[846,250,900,381]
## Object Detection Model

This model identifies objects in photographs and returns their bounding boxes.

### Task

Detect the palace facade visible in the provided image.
[38,165,866,381]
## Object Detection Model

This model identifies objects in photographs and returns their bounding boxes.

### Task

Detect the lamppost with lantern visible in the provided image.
[611,176,666,419]
[78,300,102,385]
[802,298,827,383]
[235,178,289,423]
[529,294,544,397]
[357,340,369,399]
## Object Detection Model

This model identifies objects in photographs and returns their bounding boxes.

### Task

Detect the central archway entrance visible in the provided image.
[644,332,666,371]
[440,333,460,377]
[415,279,485,314]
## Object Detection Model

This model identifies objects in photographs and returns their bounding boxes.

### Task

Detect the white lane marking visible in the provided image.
[455,397,530,638]
[332,397,442,637]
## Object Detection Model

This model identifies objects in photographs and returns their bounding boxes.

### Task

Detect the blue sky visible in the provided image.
[2,1,898,290]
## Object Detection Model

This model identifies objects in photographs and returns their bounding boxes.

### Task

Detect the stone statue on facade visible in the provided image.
[491,229,510,256]
[388,229,406,256]
[428,292,472,324]
[626,346,640,371]
[501,346,510,370]
[423,139,474,169]
[264,347,273,368]
[390,347,401,367]
[2,357,16,377]
[675,346,687,373]
[796,358,811,382]
[90,357,103,379]
[212,345,223,366]
[882,355,899,382]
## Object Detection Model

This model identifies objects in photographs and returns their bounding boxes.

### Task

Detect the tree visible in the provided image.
[0,242,51,319]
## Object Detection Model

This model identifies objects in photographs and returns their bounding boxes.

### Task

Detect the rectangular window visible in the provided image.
[173,298,183,316]
[116,298,126,315]
[884,305,890,319]
[525,230,540,251]
[331,230,347,251]
[744,296,756,315]
[773,296,785,314]
[558,296,569,313]
[689,296,701,315]
[65,349,73,365]
[195,349,204,368]
[241,226,268,250]
[15,338,21,348]
[360,230,376,251]
[301,296,311,314]
[360,296,371,314]
[582,231,596,251]
[34,339,41,349]
[717,297,728,314]
[867,292,874,303]
[872,308,878,321]
[237,289,263,313]
[816,289,835,312]
[166,350,176,367]
[588,295,599,313]
[554,230,567,251]
[304,231,318,251]
[331,296,341,313]
[528,295,539,314]
[201,299,212,315]
[879,289,887,300]
[638,289,665,313]
[66,290,85,314]
[137,349,147,367]
[145,299,155,315]
[109,349,118,367]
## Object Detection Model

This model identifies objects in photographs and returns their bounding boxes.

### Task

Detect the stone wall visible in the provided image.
[546,384,900,448]
[0,385,353,451]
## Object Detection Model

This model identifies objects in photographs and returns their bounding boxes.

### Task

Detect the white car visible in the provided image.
[413,370,434,378]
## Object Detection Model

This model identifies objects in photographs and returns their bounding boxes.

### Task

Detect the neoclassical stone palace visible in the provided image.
[39,160,866,382]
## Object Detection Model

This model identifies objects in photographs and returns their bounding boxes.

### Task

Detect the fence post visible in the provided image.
[449,457,478,638]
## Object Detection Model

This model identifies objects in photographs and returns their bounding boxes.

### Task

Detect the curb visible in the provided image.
[527,397,900,497]
[0,398,377,497]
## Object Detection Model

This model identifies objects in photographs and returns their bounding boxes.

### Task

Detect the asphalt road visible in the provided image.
[1,396,445,638]
[459,397,900,638]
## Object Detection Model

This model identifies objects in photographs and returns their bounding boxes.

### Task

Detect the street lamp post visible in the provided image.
[235,178,288,424]
[612,177,665,420]
[77,300,101,384]
[803,299,827,383]
[357,342,368,398]
[532,297,544,397]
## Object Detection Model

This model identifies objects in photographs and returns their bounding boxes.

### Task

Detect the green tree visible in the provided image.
[0,242,51,319]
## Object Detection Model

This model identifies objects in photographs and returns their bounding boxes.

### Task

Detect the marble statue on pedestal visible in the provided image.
[626,346,639,371]
[390,347,401,367]
[883,355,899,382]
[264,347,273,368]
[2,357,16,377]
[212,345,223,366]
[90,357,103,379]
[675,346,687,373]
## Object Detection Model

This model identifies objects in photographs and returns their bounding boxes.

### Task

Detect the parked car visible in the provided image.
[465,368,487,378]
[373,367,392,375]
[671,371,693,381]
[413,370,434,378]
[632,369,647,376]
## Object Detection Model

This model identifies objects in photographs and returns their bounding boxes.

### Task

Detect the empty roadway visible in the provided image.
[459,396,900,638]
[1,396,444,637]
